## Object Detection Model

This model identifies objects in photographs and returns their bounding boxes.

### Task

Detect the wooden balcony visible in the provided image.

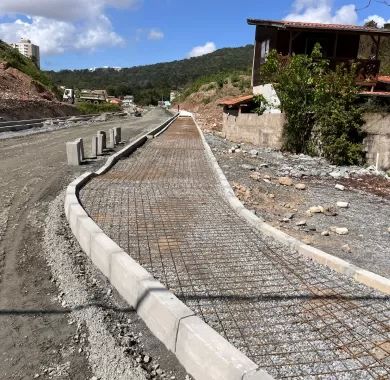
[273,55,380,85]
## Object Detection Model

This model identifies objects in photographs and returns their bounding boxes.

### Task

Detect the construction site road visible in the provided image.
[80,117,390,380]
[0,109,188,380]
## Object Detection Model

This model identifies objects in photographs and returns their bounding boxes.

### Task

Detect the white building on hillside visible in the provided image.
[11,38,40,68]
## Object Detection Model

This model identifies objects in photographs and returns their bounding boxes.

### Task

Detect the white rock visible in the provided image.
[309,206,324,214]
[337,201,349,208]
[335,184,345,191]
[278,176,293,186]
[329,171,341,178]
[342,244,351,253]
[296,220,307,226]
[295,183,306,190]
[321,231,330,236]
[249,149,258,156]
[336,227,349,235]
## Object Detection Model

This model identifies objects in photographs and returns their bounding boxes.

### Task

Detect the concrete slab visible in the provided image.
[66,140,81,166]
[137,279,195,351]
[114,127,121,144]
[91,136,98,158]
[97,133,104,156]
[176,316,258,380]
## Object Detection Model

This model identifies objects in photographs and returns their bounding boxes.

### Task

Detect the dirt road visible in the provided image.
[0,109,187,379]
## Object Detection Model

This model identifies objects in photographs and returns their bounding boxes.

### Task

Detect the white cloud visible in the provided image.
[147,28,164,40]
[0,0,140,21]
[285,0,358,25]
[364,15,390,27]
[0,0,140,55]
[187,42,216,58]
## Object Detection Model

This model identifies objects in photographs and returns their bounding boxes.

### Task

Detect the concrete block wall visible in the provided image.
[222,110,390,171]
[363,113,390,171]
[222,111,285,150]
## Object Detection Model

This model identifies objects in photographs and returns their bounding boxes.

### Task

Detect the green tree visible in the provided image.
[261,44,365,165]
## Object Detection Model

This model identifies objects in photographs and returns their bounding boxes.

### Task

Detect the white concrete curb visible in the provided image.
[193,116,390,295]
[64,114,274,380]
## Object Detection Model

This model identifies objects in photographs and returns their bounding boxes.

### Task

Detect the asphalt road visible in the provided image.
[0,109,187,379]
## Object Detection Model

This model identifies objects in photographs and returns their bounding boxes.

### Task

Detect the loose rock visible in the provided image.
[337,201,349,208]
[249,172,261,181]
[278,177,293,186]
[295,183,306,190]
[336,227,349,235]
[241,164,256,171]
[249,149,259,156]
[342,244,351,253]
[296,220,307,226]
[335,184,345,191]
[309,206,324,214]
[321,231,330,236]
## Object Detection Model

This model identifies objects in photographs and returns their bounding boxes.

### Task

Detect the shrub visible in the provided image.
[76,102,121,114]
[261,45,365,165]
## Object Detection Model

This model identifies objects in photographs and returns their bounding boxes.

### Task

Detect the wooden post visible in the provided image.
[251,26,262,87]
[333,32,339,58]
[375,36,381,60]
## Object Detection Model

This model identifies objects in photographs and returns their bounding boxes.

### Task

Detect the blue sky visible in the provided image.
[0,0,389,71]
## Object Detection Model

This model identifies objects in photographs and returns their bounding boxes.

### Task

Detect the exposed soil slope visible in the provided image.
[0,61,80,121]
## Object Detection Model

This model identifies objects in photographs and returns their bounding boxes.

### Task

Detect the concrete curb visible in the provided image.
[193,116,390,295]
[64,114,274,380]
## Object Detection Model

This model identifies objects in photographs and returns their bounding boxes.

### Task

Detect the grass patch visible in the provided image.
[75,102,121,114]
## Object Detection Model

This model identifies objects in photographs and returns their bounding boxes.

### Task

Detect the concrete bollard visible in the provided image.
[107,128,115,149]
[75,138,84,161]
[91,136,98,158]
[114,127,121,144]
[66,140,81,166]
[97,131,106,149]
[97,134,104,156]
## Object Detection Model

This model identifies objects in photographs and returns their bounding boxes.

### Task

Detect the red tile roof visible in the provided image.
[378,75,390,84]
[247,19,390,36]
[218,95,254,106]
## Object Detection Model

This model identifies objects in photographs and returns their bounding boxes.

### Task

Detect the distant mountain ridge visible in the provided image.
[46,45,254,104]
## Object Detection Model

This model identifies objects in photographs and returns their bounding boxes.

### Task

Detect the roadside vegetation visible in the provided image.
[176,70,251,103]
[75,102,121,114]
[46,45,254,105]
[261,44,366,166]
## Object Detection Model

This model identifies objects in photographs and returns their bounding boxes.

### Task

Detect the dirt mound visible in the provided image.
[175,77,251,133]
[0,61,56,102]
[0,61,80,121]
[0,98,80,121]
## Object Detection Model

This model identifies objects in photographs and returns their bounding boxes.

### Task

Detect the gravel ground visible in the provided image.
[0,109,188,379]
[80,117,390,380]
[204,133,390,279]
[43,193,189,380]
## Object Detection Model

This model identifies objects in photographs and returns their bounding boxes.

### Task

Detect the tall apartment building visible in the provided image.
[10,38,40,68]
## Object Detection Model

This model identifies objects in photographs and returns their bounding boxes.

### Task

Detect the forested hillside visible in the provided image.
[46,45,254,105]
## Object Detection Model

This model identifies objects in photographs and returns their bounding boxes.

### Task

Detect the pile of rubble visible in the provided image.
[206,134,390,278]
